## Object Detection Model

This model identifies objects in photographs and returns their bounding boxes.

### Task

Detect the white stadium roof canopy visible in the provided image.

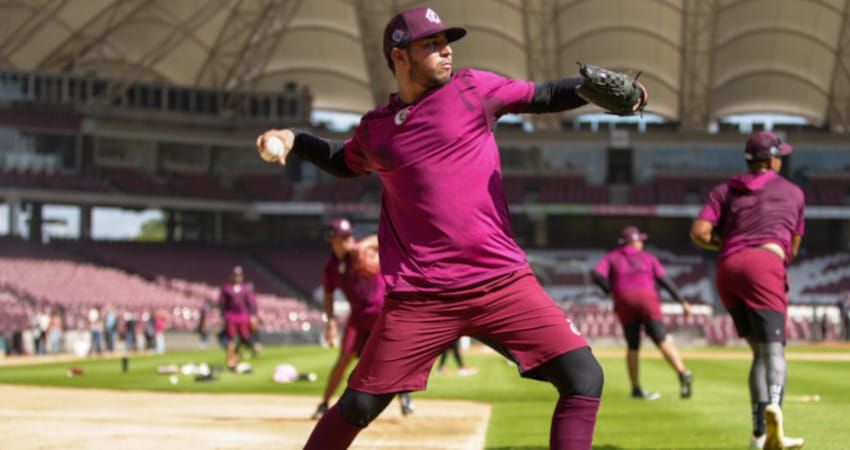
[1,0,849,132]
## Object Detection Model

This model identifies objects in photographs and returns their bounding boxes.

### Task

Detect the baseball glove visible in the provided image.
[576,62,648,116]
[353,245,380,278]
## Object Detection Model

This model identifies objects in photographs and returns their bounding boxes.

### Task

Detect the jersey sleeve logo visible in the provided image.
[567,318,581,335]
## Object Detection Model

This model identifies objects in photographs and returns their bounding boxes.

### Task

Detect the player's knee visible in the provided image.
[647,331,666,347]
[539,347,604,398]
[623,323,641,350]
[337,389,393,427]
[645,321,667,347]
[750,341,768,359]
[572,354,604,398]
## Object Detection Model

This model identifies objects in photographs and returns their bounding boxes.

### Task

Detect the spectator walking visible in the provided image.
[838,294,850,341]
[48,309,63,354]
[88,306,104,356]
[124,311,138,352]
[154,309,167,354]
[104,305,118,352]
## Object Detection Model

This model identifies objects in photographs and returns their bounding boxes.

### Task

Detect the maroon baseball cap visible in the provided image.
[326,218,353,238]
[619,226,648,244]
[744,131,793,161]
[383,7,466,64]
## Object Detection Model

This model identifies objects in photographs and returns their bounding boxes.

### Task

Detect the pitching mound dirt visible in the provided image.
[0,385,490,450]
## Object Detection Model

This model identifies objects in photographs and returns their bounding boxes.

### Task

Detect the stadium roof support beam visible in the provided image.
[678,0,716,131]
[522,0,560,130]
[198,0,302,96]
[0,0,69,67]
[827,0,850,134]
[353,0,397,109]
[195,0,265,88]
[35,0,149,71]
[88,0,230,107]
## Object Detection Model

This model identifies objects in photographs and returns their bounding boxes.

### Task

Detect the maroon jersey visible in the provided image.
[343,69,534,293]
[323,251,385,326]
[698,171,805,263]
[219,283,255,319]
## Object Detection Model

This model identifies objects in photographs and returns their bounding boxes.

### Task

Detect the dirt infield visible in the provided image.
[0,385,491,450]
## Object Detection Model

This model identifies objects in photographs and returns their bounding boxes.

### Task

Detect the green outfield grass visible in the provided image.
[1,344,848,449]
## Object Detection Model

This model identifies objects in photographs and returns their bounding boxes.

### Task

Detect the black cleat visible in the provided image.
[679,371,694,399]
[311,403,328,420]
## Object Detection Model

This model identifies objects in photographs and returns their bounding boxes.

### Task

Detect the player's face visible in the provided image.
[770,156,783,172]
[407,33,453,89]
[329,235,356,253]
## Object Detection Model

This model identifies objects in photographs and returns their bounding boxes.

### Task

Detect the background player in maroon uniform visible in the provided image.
[691,130,805,450]
[312,218,413,419]
[218,266,258,370]
[591,226,693,400]
[256,7,645,449]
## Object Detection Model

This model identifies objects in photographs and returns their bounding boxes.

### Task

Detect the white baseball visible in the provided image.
[261,136,285,162]
[169,375,179,385]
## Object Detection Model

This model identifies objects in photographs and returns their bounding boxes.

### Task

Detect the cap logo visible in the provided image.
[392,28,405,43]
[394,107,410,125]
[425,8,441,24]
[339,219,351,231]
[770,146,779,156]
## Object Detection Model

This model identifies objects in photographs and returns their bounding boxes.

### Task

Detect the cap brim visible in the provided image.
[327,231,352,239]
[446,27,466,43]
[778,143,793,156]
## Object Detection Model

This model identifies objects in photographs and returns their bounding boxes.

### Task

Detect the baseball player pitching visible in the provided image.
[256,6,646,450]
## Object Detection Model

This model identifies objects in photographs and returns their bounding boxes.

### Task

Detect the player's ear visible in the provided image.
[391,47,408,67]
